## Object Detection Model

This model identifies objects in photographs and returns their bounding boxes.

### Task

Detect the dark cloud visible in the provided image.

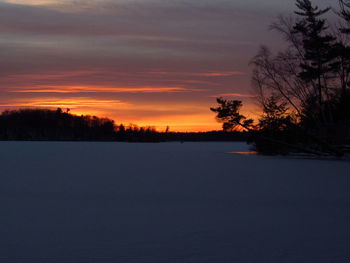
[0,0,274,79]
[0,0,276,38]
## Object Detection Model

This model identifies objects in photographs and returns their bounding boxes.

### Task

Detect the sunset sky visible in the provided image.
[0,0,332,131]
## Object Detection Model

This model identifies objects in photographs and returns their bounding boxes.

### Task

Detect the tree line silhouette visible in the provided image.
[0,108,116,141]
[0,108,247,142]
[212,0,350,156]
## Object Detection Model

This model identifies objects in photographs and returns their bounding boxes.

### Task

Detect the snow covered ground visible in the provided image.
[0,141,350,263]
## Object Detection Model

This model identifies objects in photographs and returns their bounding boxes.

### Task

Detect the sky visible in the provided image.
[0,0,335,131]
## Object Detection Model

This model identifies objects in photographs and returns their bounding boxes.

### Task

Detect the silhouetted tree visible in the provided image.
[340,0,350,33]
[210,98,254,131]
[212,0,350,156]
[295,2,335,95]
[258,96,295,131]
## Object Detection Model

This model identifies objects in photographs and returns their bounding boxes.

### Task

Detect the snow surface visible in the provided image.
[0,141,350,263]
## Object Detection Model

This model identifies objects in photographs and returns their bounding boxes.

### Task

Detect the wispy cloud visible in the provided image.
[210,93,257,98]
[3,71,101,80]
[0,97,131,109]
[1,0,58,5]
[192,72,245,77]
[147,71,245,77]
[8,86,200,93]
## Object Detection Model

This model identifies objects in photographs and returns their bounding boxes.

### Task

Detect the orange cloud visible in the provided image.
[0,97,131,109]
[9,86,197,93]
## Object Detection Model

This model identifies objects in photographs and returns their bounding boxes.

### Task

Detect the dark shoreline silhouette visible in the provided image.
[0,108,247,142]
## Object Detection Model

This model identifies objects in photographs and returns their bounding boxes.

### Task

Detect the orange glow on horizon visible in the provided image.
[1,65,259,132]
[0,96,260,132]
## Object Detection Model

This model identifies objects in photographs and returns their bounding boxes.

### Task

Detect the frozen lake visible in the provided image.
[1,141,350,263]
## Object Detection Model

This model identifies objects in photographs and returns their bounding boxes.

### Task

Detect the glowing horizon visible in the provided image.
[0,93,260,132]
